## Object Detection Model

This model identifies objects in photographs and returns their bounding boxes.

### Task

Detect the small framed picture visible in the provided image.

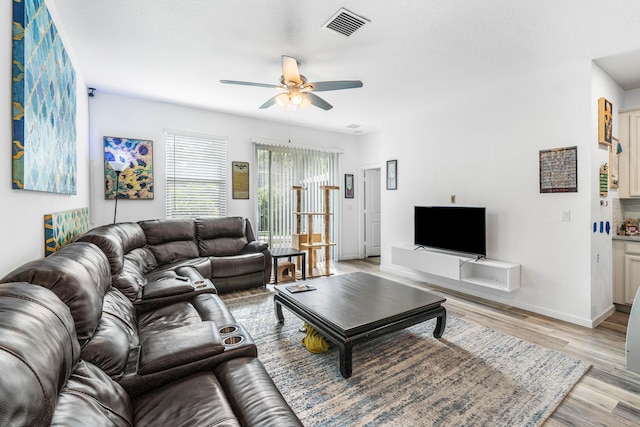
[626,224,638,236]
[386,160,397,190]
[345,174,354,198]
[598,97,613,145]
[232,161,250,199]
[539,146,577,193]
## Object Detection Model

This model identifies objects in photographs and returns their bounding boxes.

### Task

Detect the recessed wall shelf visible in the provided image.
[391,245,521,292]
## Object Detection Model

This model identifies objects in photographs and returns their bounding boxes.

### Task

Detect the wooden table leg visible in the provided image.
[274,296,284,323]
[301,252,306,280]
[338,341,353,378]
[273,257,279,284]
[433,307,447,338]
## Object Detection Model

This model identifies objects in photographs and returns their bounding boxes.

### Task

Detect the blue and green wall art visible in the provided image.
[12,0,77,194]
[44,207,90,256]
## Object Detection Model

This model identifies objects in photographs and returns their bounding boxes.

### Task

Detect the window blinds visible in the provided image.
[165,131,227,218]
[255,143,339,261]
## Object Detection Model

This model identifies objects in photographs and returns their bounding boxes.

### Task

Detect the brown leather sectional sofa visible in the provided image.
[80,216,272,300]
[0,217,302,426]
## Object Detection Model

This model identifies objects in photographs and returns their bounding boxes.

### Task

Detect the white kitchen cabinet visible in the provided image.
[618,108,640,198]
[625,254,640,304]
[613,240,625,304]
[613,240,640,305]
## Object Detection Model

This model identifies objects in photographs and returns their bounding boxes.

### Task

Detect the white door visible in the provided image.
[364,168,381,257]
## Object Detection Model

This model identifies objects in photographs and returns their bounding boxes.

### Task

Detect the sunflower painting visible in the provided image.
[104,136,154,200]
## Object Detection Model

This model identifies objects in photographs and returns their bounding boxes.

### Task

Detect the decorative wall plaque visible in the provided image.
[232,161,249,199]
[539,146,578,193]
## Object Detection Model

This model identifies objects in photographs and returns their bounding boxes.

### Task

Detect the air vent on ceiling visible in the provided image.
[322,8,370,37]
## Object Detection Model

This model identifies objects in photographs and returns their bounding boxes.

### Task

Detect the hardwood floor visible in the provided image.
[329,258,640,426]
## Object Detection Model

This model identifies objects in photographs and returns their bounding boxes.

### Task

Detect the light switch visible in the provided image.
[561,210,571,222]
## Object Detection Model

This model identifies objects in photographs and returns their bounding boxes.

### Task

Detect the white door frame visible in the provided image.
[357,163,382,259]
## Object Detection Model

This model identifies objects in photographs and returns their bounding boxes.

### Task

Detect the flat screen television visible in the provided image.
[414,206,486,257]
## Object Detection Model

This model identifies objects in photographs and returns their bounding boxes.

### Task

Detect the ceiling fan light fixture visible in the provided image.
[299,95,311,109]
[290,91,304,105]
[275,93,290,107]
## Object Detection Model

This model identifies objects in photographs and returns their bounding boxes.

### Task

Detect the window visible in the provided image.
[255,142,340,261]
[165,130,227,218]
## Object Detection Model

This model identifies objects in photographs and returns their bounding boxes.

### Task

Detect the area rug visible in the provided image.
[225,291,590,427]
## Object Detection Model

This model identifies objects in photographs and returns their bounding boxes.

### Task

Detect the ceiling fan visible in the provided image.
[220,55,363,111]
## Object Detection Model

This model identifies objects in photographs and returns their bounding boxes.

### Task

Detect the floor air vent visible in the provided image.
[322,8,369,37]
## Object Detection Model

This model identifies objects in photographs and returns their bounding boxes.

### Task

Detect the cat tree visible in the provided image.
[291,185,338,278]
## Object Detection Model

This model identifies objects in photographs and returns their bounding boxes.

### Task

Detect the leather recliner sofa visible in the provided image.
[0,219,302,425]
[0,281,302,426]
[77,217,272,307]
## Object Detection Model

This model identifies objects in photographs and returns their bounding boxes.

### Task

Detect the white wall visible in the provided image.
[355,132,382,167]
[88,92,360,258]
[376,60,611,326]
[0,2,90,273]
[352,132,383,259]
[591,64,624,322]
[625,88,640,109]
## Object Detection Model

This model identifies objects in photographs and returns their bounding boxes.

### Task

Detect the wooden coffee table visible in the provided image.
[273,272,446,378]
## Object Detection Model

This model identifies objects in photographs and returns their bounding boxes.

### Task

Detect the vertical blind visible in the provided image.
[165,130,227,218]
[255,143,340,262]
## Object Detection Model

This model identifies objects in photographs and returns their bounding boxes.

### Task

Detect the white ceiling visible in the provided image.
[49,0,640,134]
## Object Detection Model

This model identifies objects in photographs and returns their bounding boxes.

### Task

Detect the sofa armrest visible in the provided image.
[141,277,195,299]
[214,357,304,426]
[134,277,216,313]
[244,241,268,253]
[139,322,225,375]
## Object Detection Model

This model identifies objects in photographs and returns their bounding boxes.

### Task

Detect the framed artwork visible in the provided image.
[386,160,397,190]
[104,137,154,199]
[232,161,249,199]
[598,97,613,145]
[345,174,354,198]
[12,0,77,194]
[44,208,89,256]
[539,146,578,193]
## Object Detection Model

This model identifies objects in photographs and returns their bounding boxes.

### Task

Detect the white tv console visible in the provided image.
[391,245,521,292]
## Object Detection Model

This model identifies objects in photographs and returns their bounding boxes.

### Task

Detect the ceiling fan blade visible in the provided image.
[306,80,363,91]
[282,55,301,85]
[306,93,333,110]
[220,80,280,89]
[259,95,279,109]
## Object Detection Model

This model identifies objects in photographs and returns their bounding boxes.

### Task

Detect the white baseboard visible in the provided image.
[591,305,616,328]
[381,264,606,329]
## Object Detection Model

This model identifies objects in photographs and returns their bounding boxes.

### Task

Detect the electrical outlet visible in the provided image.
[451,195,456,204]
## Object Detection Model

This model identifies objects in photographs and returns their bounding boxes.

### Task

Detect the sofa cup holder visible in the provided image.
[219,325,238,335]
[223,335,244,346]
